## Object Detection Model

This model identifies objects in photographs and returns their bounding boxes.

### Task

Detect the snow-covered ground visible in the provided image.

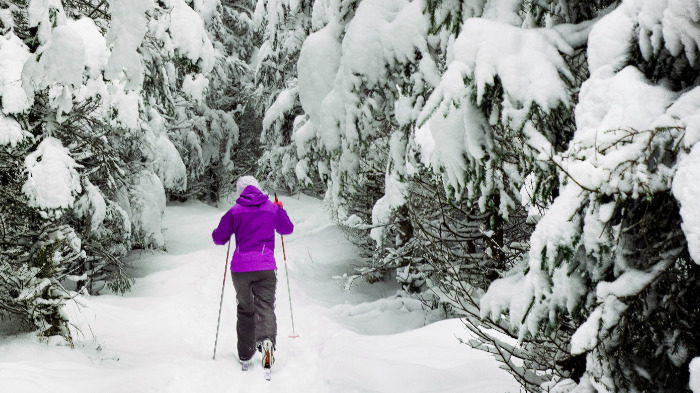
[0,194,520,393]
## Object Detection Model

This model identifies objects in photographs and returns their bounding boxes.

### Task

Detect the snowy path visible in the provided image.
[0,195,519,393]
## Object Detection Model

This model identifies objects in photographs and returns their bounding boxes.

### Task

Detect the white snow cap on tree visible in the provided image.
[691,357,700,393]
[126,170,166,249]
[236,176,261,194]
[22,137,82,213]
[0,114,30,148]
[104,0,153,90]
[0,32,31,114]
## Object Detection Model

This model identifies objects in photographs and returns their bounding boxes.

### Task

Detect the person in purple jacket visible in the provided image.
[212,176,294,369]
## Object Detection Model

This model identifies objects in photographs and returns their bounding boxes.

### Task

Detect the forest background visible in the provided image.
[1,1,700,392]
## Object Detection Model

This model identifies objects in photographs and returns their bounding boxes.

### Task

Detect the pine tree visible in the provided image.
[0,0,245,341]
[477,1,700,392]
[253,0,315,191]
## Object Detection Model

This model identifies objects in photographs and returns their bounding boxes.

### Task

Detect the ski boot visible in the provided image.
[239,358,252,371]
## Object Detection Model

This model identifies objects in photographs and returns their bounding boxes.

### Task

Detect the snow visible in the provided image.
[69,18,110,78]
[297,21,342,137]
[181,73,209,104]
[297,0,431,165]
[104,0,153,89]
[192,0,221,22]
[570,258,674,355]
[166,0,216,74]
[672,144,700,265]
[263,85,299,133]
[569,306,603,355]
[74,179,108,235]
[0,7,13,30]
[601,0,700,72]
[482,0,522,26]
[147,109,188,193]
[21,23,86,118]
[639,0,700,64]
[416,107,469,196]
[22,137,82,213]
[370,172,407,245]
[586,5,635,75]
[413,120,435,167]
[107,87,141,130]
[528,184,585,274]
[0,32,31,114]
[451,18,573,112]
[40,25,86,89]
[126,170,167,249]
[596,260,672,299]
[480,184,588,341]
[415,15,583,199]
[691,357,700,393]
[28,0,67,44]
[550,266,587,316]
[341,0,428,88]
[479,271,527,324]
[566,65,677,194]
[292,118,315,158]
[154,133,188,192]
[0,114,29,148]
[0,195,519,393]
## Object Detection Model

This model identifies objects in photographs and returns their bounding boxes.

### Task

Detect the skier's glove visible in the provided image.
[273,200,284,209]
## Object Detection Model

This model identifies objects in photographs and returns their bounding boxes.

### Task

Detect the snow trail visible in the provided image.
[0,195,519,392]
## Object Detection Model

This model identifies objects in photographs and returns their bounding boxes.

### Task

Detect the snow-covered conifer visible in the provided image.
[253,0,315,191]
[479,1,700,391]
[0,0,247,340]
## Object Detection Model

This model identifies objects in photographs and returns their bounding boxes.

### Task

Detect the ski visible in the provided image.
[261,339,274,381]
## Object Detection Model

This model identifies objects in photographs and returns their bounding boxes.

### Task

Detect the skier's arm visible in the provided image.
[274,205,294,235]
[212,209,234,245]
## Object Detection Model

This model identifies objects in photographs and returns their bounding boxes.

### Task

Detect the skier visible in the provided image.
[212,175,294,376]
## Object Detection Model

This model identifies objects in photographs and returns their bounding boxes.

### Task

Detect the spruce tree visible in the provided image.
[0,0,246,341]
[477,1,700,392]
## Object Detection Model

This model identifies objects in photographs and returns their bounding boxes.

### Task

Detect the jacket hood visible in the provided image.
[236,186,269,207]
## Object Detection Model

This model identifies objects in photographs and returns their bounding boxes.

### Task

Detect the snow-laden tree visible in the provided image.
[378,3,603,390]
[277,0,441,283]
[252,0,315,191]
[288,1,700,392]
[0,0,243,340]
[252,0,313,112]
[256,0,700,391]
[476,1,700,392]
[160,0,257,202]
[285,0,587,290]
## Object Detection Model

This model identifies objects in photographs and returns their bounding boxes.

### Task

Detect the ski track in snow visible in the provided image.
[0,195,520,393]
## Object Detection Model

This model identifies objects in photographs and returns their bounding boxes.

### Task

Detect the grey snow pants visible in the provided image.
[231,269,277,361]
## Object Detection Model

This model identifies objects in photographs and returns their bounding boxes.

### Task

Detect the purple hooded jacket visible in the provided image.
[212,186,294,272]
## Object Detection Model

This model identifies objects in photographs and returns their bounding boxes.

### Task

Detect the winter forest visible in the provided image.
[1,0,700,392]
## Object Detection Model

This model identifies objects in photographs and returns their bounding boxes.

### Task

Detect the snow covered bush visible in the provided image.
[476,1,700,392]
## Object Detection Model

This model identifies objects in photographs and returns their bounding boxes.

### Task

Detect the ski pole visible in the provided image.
[213,240,231,360]
[276,194,299,338]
